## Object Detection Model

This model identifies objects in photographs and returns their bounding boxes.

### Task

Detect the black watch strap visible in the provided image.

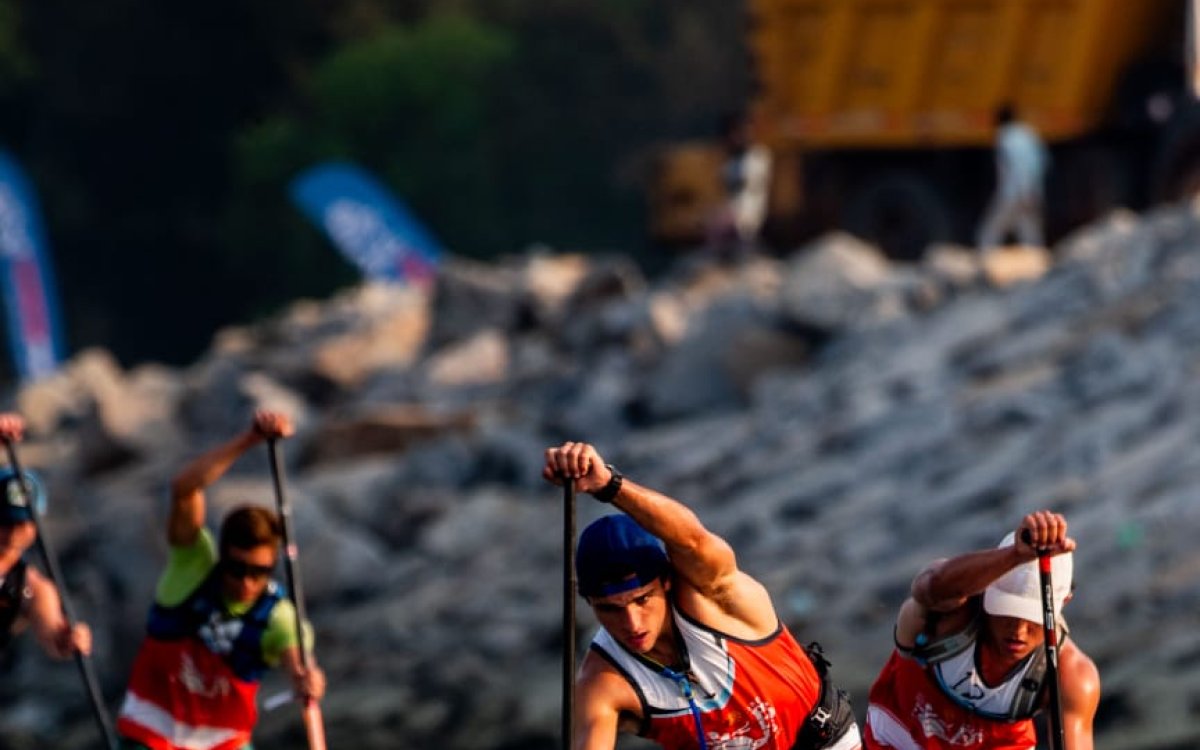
[592,464,624,503]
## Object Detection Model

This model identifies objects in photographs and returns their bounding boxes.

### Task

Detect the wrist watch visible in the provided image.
[592,464,624,503]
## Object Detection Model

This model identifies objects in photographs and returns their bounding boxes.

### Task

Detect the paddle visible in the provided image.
[562,476,577,750]
[1021,529,1066,750]
[266,438,328,750]
[1,436,117,750]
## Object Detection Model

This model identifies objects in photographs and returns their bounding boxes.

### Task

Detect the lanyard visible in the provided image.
[659,666,708,750]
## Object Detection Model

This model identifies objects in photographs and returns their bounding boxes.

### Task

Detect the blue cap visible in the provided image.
[0,469,44,524]
[576,514,669,598]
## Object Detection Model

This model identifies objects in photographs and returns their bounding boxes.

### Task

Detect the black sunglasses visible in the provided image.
[220,557,275,580]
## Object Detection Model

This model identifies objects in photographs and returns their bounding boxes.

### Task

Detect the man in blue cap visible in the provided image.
[544,441,861,750]
[0,413,92,658]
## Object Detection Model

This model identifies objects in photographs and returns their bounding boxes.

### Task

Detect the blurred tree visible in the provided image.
[310,14,515,255]
[0,0,748,376]
[13,0,336,366]
[0,0,31,93]
[221,13,514,324]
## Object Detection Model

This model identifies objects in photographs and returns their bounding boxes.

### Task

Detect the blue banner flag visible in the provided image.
[0,151,65,381]
[289,162,441,285]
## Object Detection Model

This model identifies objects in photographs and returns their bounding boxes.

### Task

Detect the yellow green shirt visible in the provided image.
[154,528,303,666]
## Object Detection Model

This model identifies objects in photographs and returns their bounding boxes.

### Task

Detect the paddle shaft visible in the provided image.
[2,439,118,750]
[266,439,327,750]
[562,476,576,750]
[1020,530,1066,750]
[1037,552,1066,750]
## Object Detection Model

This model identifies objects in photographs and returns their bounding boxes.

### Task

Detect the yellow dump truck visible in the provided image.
[650,0,1194,256]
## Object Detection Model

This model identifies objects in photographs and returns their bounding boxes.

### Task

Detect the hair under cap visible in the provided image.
[0,469,44,524]
[576,514,669,598]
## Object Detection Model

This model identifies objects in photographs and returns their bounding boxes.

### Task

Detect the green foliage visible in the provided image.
[314,16,510,139]
[310,15,516,255]
[222,116,358,322]
[0,0,749,372]
[0,0,31,89]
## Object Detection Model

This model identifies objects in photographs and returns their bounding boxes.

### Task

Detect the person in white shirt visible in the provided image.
[707,111,772,258]
[977,104,1049,251]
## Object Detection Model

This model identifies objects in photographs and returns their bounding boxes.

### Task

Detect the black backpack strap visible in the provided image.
[795,641,856,750]
[0,560,28,647]
[1009,645,1045,720]
[908,609,980,666]
[1009,622,1070,720]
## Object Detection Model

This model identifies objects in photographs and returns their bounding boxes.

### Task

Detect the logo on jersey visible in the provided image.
[704,697,780,750]
[178,652,232,699]
[913,694,985,746]
[198,611,245,655]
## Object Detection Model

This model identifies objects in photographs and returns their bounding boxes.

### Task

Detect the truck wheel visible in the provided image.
[1152,100,1200,202]
[842,171,953,260]
[1047,144,1132,235]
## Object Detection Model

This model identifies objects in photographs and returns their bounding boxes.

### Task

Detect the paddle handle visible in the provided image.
[1019,529,1066,750]
[1037,552,1067,750]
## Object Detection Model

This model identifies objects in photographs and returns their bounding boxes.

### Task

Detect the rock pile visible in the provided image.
[4,203,1200,749]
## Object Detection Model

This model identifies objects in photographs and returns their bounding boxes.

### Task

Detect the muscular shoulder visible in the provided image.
[895,592,979,651]
[676,570,778,640]
[260,595,300,666]
[578,649,642,718]
[575,650,644,747]
[1059,641,1101,713]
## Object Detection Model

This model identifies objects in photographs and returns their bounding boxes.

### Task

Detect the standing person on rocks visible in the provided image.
[0,413,93,660]
[977,103,1049,251]
[706,109,773,259]
[862,511,1100,750]
[116,410,326,750]
[544,441,861,750]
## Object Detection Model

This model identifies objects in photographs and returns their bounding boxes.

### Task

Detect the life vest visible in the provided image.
[0,560,28,649]
[590,607,830,750]
[909,616,1052,722]
[117,568,283,750]
[863,611,1061,750]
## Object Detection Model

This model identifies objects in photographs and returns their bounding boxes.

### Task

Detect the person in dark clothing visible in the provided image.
[0,412,92,659]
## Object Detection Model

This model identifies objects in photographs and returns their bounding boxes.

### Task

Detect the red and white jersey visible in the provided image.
[118,638,260,750]
[591,609,822,750]
[863,650,1037,750]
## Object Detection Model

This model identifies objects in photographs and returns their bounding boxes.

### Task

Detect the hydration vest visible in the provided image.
[117,568,285,750]
[146,567,282,682]
[0,560,28,649]
[590,607,841,750]
[907,612,1058,721]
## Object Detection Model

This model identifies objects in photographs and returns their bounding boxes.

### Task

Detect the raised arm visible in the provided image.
[545,443,733,589]
[543,442,774,631]
[896,510,1074,647]
[168,410,293,546]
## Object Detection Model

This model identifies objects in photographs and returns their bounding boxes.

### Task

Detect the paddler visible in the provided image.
[544,440,862,750]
